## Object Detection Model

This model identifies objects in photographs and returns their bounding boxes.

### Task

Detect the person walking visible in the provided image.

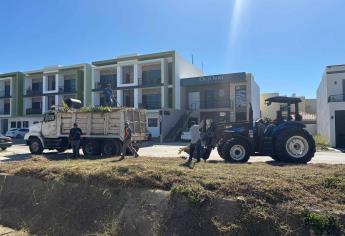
[119,122,139,160]
[69,123,82,158]
[185,121,201,167]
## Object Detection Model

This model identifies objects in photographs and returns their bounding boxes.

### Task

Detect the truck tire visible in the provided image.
[29,137,44,155]
[82,140,100,157]
[222,139,251,163]
[275,129,315,164]
[102,140,121,156]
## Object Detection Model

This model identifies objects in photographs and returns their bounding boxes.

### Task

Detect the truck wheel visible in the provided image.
[82,140,100,157]
[102,140,120,156]
[29,138,44,155]
[222,139,250,163]
[217,140,226,159]
[275,129,315,163]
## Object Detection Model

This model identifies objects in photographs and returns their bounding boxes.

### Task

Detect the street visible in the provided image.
[0,142,345,164]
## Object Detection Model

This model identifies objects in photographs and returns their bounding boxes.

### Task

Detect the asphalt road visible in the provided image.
[1,142,345,164]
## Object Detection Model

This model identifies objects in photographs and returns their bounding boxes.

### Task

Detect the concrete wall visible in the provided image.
[317,72,331,144]
[260,93,280,120]
[249,74,260,121]
[175,53,203,109]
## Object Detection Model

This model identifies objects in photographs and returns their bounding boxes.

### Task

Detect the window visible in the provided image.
[33,121,39,124]
[64,79,76,92]
[17,121,22,128]
[47,75,56,91]
[11,122,16,128]
[148,118,158,127]
[23,121,29,128]
[122,66,134,84]
[100,73,117,89]
[123,90,134,107]
[32,82,42,92]
[142,64,161,86]
[142,93,161,109]
[168,62,173,85]
[4,84,10,97]
[168,88,173,108]
[48,96,55,110]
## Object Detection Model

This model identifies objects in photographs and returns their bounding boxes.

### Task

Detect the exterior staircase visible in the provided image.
[164,112,190,142]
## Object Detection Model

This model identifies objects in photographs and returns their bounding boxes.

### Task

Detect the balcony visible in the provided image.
[59,86,77,94]
[200,99,231,109]
[141,101,161,110]
[328,94,345,103]
[26,108,42,115]
[26,88,43,96]
[0,90,11,98]
[94,82,117,91]
[140,70,162,87]
[0,110,10,115]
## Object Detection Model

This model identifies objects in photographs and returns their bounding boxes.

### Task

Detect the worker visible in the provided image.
[185,121,201,167]
[119,122,139,160]
[69,123,82,158]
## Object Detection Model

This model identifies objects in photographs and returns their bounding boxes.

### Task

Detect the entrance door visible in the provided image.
[188,92,200,110]
[335,110,345,148]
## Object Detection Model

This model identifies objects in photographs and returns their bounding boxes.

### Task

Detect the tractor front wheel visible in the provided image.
[222,139,251,163]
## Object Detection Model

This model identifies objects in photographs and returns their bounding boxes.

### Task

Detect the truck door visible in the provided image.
[41,112,57,137]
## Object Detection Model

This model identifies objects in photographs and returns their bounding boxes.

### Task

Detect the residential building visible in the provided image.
[8,64,92,132]
[180,72,260,123]
[260,93,317,135]
[91,51,203,137]
[0,72,24,134]
[317,64,345,147]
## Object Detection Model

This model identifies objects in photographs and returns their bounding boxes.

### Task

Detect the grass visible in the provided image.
[0,155,345,234]
[314,134,330,150]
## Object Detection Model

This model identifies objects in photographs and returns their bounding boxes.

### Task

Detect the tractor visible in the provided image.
[202,96,316,163]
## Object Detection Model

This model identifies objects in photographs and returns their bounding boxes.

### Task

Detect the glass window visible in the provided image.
[64,79,76,92]
[148,118,158,127]
[142,93,161,109]
[168,88,173,108]
[48,96,55,110]
[122,66,134,84]
[23,121,29,128]
[17,121,22,128]
[11,122,16,128]
[168,62,173,85]
[48,75,56,90]
[142,64,161,86]
[123,90,134,107]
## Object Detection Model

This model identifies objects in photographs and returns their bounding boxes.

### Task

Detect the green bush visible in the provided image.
[303,210,338,236]
[313,134,329,150]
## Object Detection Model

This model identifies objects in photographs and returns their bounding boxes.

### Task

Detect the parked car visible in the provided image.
[181,131,191,142]
[6,128,29,138]
[0,134,12,150]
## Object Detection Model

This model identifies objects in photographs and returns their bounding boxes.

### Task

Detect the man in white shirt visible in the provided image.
[186,122,201,167]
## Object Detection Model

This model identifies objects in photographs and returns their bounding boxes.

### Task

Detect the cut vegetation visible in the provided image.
[0,156,345,235]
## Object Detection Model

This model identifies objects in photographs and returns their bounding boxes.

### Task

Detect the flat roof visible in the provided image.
[92,50,175,67]
[0,72,21,78]
[24,63,88,75]
[180,72,247,86]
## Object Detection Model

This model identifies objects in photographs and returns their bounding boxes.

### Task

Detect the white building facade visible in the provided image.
[317,64,345,148]
[91,51,203,137]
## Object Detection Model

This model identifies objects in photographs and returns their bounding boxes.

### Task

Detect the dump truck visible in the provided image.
[24,107,147,157]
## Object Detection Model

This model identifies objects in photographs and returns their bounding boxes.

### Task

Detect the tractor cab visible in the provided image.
[265,96,303,123]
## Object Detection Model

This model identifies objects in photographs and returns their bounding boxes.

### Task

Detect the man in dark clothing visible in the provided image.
[69,123,82,158]
[119,122,139,160]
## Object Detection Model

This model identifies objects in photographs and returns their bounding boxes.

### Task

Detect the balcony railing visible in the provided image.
[0,110,10,115]
[59,87,77,93]
[26,108,42,115]
[26,89,43,96]
[0,91,11,98]
[141,101,161,110]
[94,82,117,90]
[328,94,345,102]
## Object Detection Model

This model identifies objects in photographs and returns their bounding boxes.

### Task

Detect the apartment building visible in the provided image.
[180,72,260,123]
[91,51,203,137]
[317,64,345,148]
[0,72,24,134]
[6,64,92,132]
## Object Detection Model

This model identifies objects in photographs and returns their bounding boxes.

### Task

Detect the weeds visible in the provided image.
[303,210,339,236]
[314,134,329,150]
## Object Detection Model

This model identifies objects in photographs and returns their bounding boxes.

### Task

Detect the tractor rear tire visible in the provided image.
[222,139,251,163]
[275,129,315,164]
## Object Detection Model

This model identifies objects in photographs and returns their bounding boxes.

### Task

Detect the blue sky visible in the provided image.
[0,0,345,98]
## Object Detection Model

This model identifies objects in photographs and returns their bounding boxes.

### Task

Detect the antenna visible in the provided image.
[191,54,194,64]
[201,62,204,73]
